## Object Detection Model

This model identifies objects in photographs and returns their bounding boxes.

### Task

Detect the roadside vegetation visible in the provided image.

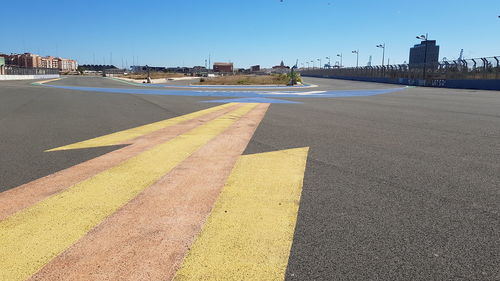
[195,74,302,85]
[120,72,186,80]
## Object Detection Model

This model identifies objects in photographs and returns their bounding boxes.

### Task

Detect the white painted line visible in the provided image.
[260,91,326,96]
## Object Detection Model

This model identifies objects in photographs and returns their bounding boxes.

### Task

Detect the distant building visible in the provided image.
[165,67,190,73]
[0,57,5,75]
[213,62,233,73]
[409,40,440,65]
[272,60,290,70]
[79,65,117,72]
[191,66,207,73]
[19,53,41,68]
[0,53,77,71]
[270,60,290,74]
[250,65,260,72]
[58,58,78,71]
[131,65,167,72]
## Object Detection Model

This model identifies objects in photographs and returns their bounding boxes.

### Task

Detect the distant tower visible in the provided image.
[367,55,372,66]
[280,60,285,67]
[409,39,440,65]
[458,49,464,60]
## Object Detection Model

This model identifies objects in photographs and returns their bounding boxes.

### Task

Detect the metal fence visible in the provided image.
[301,56,500,81]
[4,66,60,75]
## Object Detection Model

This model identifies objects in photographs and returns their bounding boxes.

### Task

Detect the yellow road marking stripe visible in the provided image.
[174,147,309,281]
[46,103,236,151]
[0,103,258,281]
[32,78,63,85]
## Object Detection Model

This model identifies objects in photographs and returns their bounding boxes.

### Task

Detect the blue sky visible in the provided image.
[1,0,499,68]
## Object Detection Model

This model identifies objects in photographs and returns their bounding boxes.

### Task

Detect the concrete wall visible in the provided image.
[302,72,500,91]
[0,74,60,81]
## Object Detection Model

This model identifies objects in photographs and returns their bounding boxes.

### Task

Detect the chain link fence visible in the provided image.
[301,56,500,82]
[4,66,60,75]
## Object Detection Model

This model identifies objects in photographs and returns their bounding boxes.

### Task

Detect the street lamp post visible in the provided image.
[376,43,385,66]
[311,60,315,69]
[416,34,429,82]
[352,50,359,67]
[326,57,331,68]
[317,58,322,69]
[336,53,343,68]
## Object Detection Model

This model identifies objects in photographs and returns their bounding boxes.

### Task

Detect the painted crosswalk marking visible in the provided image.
[0,102,309,281]
[0,104,257,281]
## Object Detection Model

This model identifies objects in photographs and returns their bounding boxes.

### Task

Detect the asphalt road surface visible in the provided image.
[0,76,498,280]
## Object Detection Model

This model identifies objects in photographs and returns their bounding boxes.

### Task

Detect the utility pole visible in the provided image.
[416,33,429,82]
[336,54,343,68]
[376,43,385,66]
[352,50,359,67]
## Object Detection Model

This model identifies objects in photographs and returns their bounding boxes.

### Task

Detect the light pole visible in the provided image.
[416,34,429,81]
[352,50,359,67]
[317,58,321,69]
[311,60,315,69]
[376,43,385,66]
[326,57,331,68]
[336,53,343,68]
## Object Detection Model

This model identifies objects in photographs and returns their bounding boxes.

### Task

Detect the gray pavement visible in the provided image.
[0,76,498,280]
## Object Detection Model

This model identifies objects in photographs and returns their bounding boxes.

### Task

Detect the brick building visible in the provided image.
[0,53,78,71]
[213,62,233,73]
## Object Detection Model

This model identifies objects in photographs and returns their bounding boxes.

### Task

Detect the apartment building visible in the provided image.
[0,53,78,71]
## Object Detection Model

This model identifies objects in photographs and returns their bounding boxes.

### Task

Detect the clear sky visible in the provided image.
[1,0,499,68]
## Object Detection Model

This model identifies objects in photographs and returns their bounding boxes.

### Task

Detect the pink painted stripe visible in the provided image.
[29,104,270,281]
[0,104,242,221]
